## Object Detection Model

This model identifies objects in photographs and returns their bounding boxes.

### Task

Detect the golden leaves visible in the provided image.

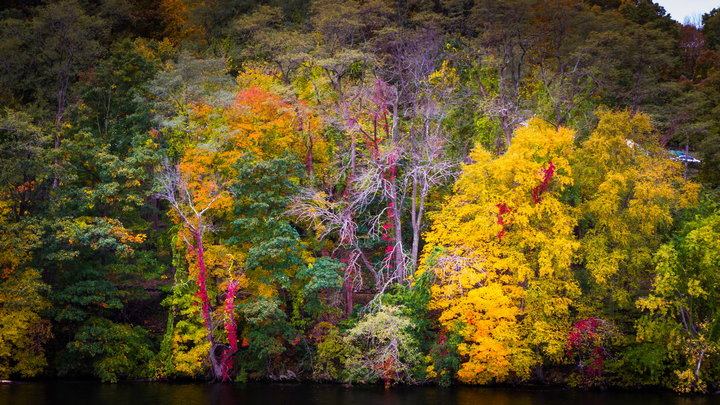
[422,118,579,382]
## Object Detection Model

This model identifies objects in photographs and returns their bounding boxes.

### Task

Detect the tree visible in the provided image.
[0,1,107,187]
[0,109,50,221]
[146,54,233,138]
[581,24,677,113]
[75,38,160,150]
[233,6,313,80]
[292,35,458,308]
[155,68,329,380]
[635,206,720,393]
[315,305,423,386]
[60,318,154,383]
[229,155,343,378]
[618,0,677,33]
[573,110,699,312]
[421,119,579,383]
[466,0,535,149]
[32,0,106,186]
[0,203,50,378]
[528,0,618,129]
[155,155,238,380]
[704,8,720,51]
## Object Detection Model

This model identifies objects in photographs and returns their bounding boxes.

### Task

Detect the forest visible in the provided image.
[1,0,720,393]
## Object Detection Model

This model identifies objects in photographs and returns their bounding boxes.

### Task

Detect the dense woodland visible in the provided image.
[2,0,720,393]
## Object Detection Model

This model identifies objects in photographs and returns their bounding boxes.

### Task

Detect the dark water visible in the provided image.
[0,382,716,405]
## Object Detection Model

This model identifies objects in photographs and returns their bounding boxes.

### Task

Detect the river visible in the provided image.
[0,382,716,405]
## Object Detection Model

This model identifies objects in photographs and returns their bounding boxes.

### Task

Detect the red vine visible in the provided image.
[220,280,239,381]
[192,233,212,327]
[531,161,556,203]
[496,203,512,240]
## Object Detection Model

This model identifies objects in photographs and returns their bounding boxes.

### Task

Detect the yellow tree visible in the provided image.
[421,119,579,383]
[573,109,699,311]
[0,200,50,378]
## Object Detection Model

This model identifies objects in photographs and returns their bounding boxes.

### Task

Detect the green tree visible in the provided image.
[59,318,155,383]
[230,155,343,377]
[703,8,720,50]
[635,204,720,393]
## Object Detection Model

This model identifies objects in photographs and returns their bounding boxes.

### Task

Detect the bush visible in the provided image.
[61,318,155,382]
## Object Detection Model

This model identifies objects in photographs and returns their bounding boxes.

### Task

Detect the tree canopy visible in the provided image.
[1,0,720,393]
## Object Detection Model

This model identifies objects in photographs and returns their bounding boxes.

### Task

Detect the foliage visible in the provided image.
[424,330,462,387]
[60,318,154,383]
[343,305,423,385]
[2,0,720,389]
[705,8,720,50]
[0,216,50,378]
[574,110,699,311]
[566,318,616,387]
[422,119,578,383]
[635,208,720,393]
[314,325,353,381]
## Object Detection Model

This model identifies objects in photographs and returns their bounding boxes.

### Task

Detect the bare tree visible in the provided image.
[291,28,459,302]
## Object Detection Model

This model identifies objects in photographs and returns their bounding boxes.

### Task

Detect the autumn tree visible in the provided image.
[342,305,423,386]
[0,201,50,379]
[292,29,459,313]
[155,151,240,380]
[155,67,333,380]
[573,110,699,313]
[421,119,579,383]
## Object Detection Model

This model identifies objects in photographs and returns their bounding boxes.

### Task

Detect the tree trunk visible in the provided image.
[209,343,225,381]
[193,228,221,380]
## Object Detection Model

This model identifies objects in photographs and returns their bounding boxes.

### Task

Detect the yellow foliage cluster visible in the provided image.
[170,319,211,377]
[0,203,50,378]
[423,119,578,382]
[421,110,698,383]
[574,110,698,308]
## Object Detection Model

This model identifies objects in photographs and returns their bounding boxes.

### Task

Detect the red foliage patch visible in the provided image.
[220,280,239,382]
[531,161,556,203]
[496,203,512,240]
[566,318,609,377]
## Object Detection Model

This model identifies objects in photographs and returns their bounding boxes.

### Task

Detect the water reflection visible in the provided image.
[0,382,716,405]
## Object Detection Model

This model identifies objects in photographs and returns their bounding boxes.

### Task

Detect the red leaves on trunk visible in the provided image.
[496,203,512,240]
[532,161,555,204]
[220,280,239,382]
[192,233,212,327]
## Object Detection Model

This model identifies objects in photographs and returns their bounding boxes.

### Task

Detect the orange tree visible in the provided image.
[156,68,338,380]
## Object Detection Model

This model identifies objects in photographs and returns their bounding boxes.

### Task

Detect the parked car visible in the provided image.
[668,150,701,164]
